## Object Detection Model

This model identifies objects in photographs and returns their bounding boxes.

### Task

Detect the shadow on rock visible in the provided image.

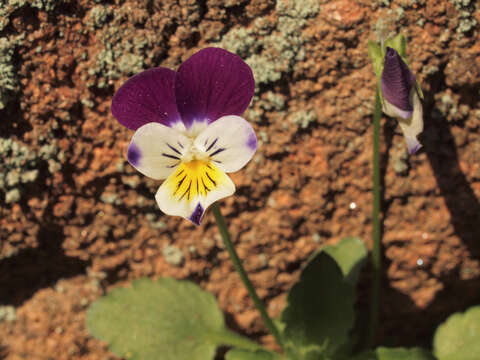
[0,224,89,306]
[376,273,480,349]
[422,74,480,258]
[0,344,7,360]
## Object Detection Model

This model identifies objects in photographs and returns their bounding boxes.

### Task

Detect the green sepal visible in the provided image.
[384,34,407,60]
[368,40,383,78]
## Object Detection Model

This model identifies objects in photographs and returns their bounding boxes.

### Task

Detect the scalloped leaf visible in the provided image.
[226,349,278,360]
[87,278,229,360]
[376,347,435,360]
[353,347,434,360]
[433,305,480,360]
[281,251,355,358]
[323,237,367,286]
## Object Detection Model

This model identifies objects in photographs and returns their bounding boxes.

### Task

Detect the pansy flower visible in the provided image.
[112,48,257,225]
[368,35,424,155]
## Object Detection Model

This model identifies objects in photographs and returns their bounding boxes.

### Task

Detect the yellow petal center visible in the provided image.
[166,160,224,202]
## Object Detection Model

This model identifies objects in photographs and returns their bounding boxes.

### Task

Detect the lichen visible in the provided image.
[29,0,69,12]
[0,305,16,322]
[449,0,477,35]
[217,0,319,86]
[0,1,27,30]
[260,91,286,111]
[450,0,472,6]
[0,36,23,109]
[5,189,20,204]
[220,28,257,58]
[145,213,165,229]
[100,193,120,205]
[246,54,282,85]
[275,0,320,19]
[85,21,156,89]
[457,15,477,34]
[289,109,318,129]
[162,245,185,266]
[0,138,63,203]
[87,5,112,29]
[392,151,409,175]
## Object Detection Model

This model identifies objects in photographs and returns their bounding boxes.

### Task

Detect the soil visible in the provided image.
[0,0,479,359]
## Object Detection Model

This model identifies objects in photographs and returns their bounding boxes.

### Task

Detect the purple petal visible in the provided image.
[189,203,204,226]
[127,143,142,167]
[174,47,255,128]
[381,47,416,118]
[247,132,257,151]
[112,68,181,130]
[405,136,422,155]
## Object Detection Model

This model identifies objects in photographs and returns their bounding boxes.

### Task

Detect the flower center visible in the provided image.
[165,160,223,201]
[181,141,209,163]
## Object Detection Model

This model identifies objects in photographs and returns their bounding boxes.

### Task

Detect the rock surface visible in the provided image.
[0,0,479,358]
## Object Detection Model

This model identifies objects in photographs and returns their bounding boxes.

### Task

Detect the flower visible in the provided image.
[381,46,423,155]
[111,48,257,225]
[368,35,424,155]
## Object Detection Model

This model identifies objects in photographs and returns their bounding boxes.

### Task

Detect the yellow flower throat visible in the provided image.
[166,160,223,201]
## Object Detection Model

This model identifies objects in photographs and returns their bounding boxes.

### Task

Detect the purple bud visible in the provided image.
[381,47,416,119]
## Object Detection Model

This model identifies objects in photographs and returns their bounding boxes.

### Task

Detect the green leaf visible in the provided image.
[226,349,280,360]
[323,237,367,286]
[87,278,232,360]
[433,305,480,360]
[376,347,435,360]
[281,251,355,358]
[353,347,434,360]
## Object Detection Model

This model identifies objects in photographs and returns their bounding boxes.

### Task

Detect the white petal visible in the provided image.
[193,115,257,173]
[127,122,191,180]
[398,91,423,155]
[155,161,235,225]
[382,98,412,120]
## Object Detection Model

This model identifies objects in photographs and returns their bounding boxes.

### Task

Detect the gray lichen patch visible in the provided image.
[288,109,318,129]
[86,5,113,30]
[220,28,257,58]
[260,91,286,111]
[29,0,71,12]
[275,0,320,19]
[0,305,16,322]
[0,138,63,203]
[449,0,478,35]
[85,29,154,89]
[217,0,320,87]
[82,3,167,90]
[0,35,23,109]
[162,245,185,266]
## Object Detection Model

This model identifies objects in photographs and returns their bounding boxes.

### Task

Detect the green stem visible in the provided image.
[212,202,284,350]
[368,87,382,347]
